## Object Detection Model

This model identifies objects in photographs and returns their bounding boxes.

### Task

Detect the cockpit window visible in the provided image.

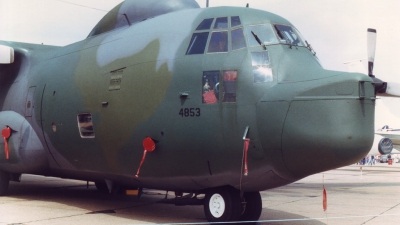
[186,16,246,55]
[208,31,228,53]
[214,17,228,29]
[251,52,273,83]
[222,70,237,102]
[202,71,220,104]
[232,28,246,50]
[274,25,304,46]
[196,18,214,30]
[186,32,209,55]
[246,24,279,47]
[231,16,241,27]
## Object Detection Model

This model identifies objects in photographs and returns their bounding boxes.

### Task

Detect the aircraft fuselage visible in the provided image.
[0,4,374,200]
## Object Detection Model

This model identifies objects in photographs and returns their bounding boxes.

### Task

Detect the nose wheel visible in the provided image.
[204,187,242,222]
[204,187,262,222]
[209,193,226,218]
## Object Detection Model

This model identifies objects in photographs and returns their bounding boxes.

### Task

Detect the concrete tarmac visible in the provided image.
[0,163,399,225]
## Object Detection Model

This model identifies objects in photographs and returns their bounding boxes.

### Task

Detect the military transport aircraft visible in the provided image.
[0,0,375,222]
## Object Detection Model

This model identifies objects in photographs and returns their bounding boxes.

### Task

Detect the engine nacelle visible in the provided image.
[369,134,393,155]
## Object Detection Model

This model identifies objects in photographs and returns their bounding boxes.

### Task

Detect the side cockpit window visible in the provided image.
[202,71,220,104]
[202,70,238,104]
[186,32,209,55]
[274,24,304,46]
[222,70,237,103]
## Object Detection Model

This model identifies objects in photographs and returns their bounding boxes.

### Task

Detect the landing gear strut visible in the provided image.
[0,170,9,196]
[204,186,262,222]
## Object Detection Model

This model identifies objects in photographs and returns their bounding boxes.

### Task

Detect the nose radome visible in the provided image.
[280,73,375,179]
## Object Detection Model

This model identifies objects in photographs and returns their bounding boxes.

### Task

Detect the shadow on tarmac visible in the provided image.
[4,175,326,225]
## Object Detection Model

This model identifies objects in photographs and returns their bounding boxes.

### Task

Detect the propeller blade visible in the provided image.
[383,82,400,96]
[367,28,377,76]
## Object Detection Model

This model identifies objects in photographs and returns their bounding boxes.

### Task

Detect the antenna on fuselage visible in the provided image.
[206,0,209,7]
[123,14,131,26]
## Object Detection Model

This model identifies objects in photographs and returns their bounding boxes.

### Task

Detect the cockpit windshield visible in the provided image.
[274,24,304,46]
[246,24,279,47]
[245,24,305,48]
[186,18,308,55]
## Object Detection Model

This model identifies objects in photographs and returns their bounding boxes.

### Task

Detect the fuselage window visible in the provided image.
[186,32,209,55]
[202,71,220,104]
[251,52,273,83]
[231,28,246,50]
[77,113,95,138]
[196,18,214,30]
[246,24,279,47]
[222,70,237,103]
[208,31,228,53]
[214,17,228,29]
[231,16,241,27]
[274,24,304,46]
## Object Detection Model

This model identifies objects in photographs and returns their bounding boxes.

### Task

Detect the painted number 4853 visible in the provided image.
[179,108,200,117]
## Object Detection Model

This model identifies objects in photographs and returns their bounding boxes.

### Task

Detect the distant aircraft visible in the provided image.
[375,125,400,152]
[368,133,399,156]
[0,0,375,222]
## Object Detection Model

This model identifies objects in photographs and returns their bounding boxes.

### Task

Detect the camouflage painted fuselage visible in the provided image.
[0,1,374,193]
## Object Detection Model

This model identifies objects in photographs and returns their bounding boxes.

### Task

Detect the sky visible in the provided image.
[1,0,400,126]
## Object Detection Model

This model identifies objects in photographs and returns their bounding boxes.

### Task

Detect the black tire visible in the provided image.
[94,181,109,193]
[0,170,10,196]
[239,191,262,221]
[204,186,242,222]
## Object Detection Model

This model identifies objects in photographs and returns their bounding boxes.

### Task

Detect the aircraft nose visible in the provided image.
[280,73,375,179]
